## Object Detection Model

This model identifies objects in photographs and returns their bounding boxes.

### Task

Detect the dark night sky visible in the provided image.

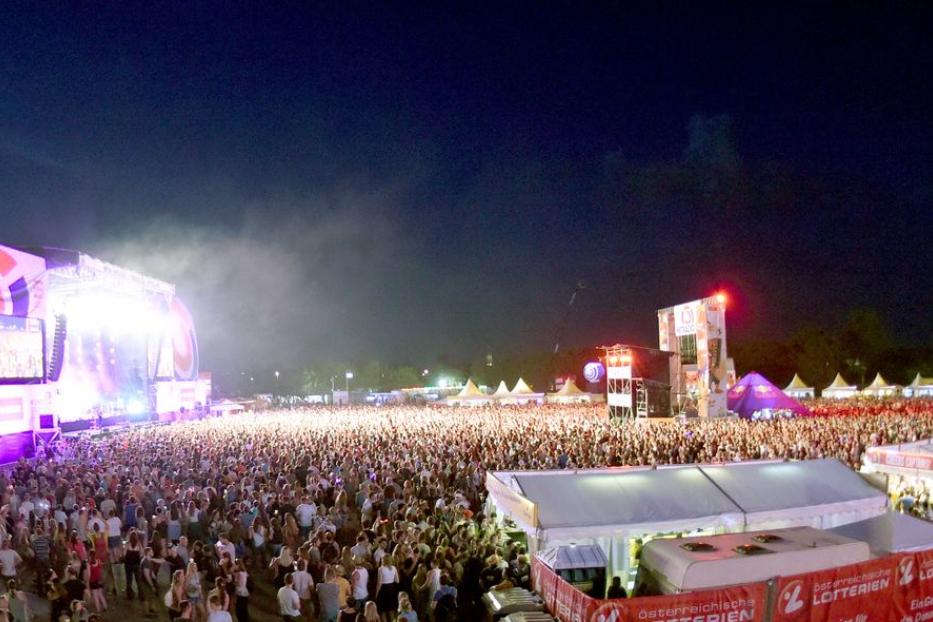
[1,3,931,376]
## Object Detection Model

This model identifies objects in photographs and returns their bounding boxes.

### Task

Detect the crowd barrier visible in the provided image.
[532,549,933,622]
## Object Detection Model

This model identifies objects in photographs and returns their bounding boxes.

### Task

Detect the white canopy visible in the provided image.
[862,372,900,396]
[492,381,510,398]
[906,374,933,398]
[700,459,888,529]
[487,459,887,579]
[828,511,933,554]
[547,379,594,404]
[784,373,814,398]
[511,378,536,394]
[823,372,857,398]
[457,378,484,397]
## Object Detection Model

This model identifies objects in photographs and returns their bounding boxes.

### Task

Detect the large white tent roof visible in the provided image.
[828,511,933,554]
[492,381,510,397]
[700,459,887,529]
[488,459,887,540]
[506,467,745,538]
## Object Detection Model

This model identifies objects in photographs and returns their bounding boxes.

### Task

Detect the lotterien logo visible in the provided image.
[899,557,915,586]
[591,603,621,622]
[781,580,806,616]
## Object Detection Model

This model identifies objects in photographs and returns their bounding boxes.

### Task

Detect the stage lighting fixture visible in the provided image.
[715,291,728,306]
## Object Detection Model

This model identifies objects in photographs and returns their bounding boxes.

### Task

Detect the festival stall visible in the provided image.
[905,373,933,398]
[822,372,858,399]
[445,378,492,407]
[487,460,887,583]
[862,372,901,397]
[863,441,933,491]
[784,373,815,399]
[727,372,811,419]
[500,377,545,405]
[547,379,594,404]
[491,380,511,401]
[487,466,745,581]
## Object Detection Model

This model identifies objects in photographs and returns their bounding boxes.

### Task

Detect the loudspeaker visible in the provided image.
[38,414,57,429]
[46,314,67,382]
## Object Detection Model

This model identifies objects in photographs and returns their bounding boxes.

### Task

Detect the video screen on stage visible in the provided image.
[0,315,44,380]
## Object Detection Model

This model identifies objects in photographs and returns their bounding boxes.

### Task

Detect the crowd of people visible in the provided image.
[0,399,930,622]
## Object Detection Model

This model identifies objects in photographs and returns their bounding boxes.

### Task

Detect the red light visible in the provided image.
[715,291,727,306]
[608,356,618,366]
[620,354,632,365]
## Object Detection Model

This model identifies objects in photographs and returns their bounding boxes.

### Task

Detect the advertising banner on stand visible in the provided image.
[586,583,767,622]
[533,557,767,622]
[773,556,898,622]
[892,550,933,622]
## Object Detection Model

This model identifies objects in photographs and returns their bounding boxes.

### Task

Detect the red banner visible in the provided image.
[585,583,767,622]
[532,557,767,622]
[773,556,898,622]
[534,551,933,622]
[892,550,933,622]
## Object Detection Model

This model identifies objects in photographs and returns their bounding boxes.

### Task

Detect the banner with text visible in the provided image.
[773,555,898,622]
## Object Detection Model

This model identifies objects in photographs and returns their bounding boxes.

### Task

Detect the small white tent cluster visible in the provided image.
[822,372,858,399]
[446,377,546,406]
[783,373,815,399]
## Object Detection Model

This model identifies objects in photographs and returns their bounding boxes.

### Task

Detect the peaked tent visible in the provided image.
[784,373,815,400]
[727,372,810,419]
[446,378,492,407]
[547,379,593,404]
[500,377,545,405]
[905,373,933,398]
[457,378,484,397]
[862,372,901,397]
[492,381,510,398]
[511,378,535,394]
[822,372,858,399]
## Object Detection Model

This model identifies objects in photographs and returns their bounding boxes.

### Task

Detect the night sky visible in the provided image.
[1,3,931,377]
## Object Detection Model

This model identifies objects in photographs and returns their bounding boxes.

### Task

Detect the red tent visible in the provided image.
[727,371,811,419]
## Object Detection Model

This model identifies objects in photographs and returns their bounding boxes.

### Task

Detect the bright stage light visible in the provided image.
[715,291,728,306]
[59,292,169,337]
[126,398,146,415]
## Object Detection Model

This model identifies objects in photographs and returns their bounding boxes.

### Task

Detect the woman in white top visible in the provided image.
[375,554,400,622]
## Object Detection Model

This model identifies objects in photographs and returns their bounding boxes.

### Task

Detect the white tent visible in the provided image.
[491,381,511,399]
[822,372,858,399]
[547,379,594,404]
[905,374,933,398]
[862,372,901,397]
[700,459,888,530]
[486,459,887,581]
[784,373,815,400]
[446,378,492,407]
[828,511,933,554]
[487,466,745,579]
[500,377,545,405]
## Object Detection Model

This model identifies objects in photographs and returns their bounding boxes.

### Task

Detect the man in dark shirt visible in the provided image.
[63,567,86,605]
[606,576,627,599]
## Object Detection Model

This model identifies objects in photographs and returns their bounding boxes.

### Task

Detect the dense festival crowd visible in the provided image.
[0,399,931,622]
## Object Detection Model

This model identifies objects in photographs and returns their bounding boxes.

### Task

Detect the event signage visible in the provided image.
[866,448,933,472]
[588,583,767,622]
[674,301,701,336]
[532,557,767,622]
[892,549,933,622]
[536,551,933,622]
[772,556,898,622]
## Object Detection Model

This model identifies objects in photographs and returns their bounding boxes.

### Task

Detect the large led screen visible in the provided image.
[0,315,44,381]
